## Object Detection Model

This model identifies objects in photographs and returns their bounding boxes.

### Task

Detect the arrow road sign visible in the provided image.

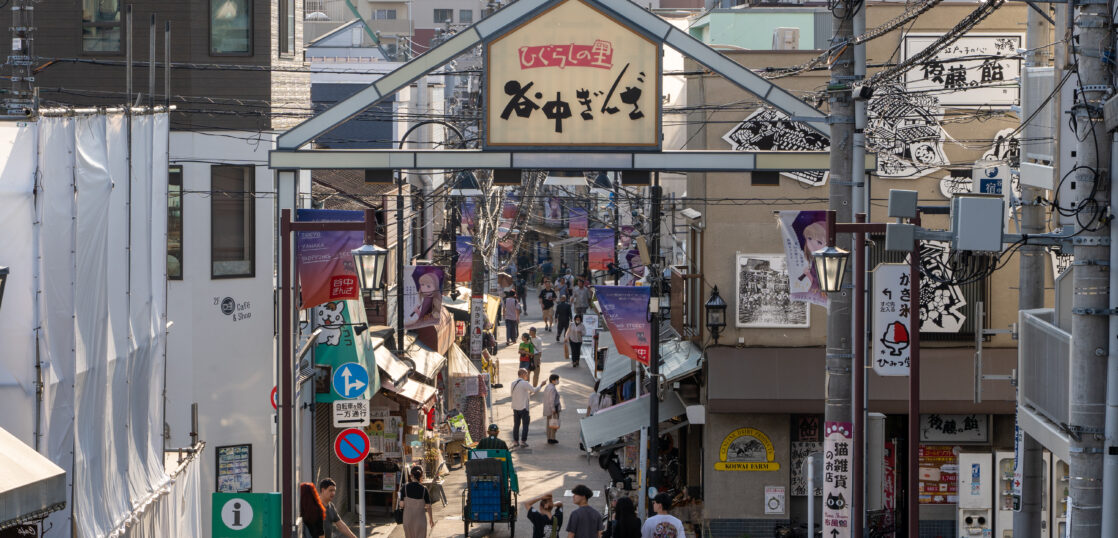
[332,362,369,399]
[334,428,371,464]
[332,399,370,428]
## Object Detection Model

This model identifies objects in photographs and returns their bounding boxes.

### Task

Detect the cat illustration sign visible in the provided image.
[335,428,371,464]
[332,362,368,399]
[211,492,281,538]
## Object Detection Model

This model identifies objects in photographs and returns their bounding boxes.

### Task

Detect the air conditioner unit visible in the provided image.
[772,27,800,50]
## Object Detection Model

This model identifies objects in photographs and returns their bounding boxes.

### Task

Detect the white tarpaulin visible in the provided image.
[0,112,195,537]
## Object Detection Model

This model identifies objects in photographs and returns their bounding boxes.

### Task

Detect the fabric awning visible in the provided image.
[381,377,438,405]
[658,339,703,383]
[598,346,636,392]
[405,337,447,380]
[579,393,686,450]
[448,344,480,377]
[0,427,66,528]
[374,343,410,384]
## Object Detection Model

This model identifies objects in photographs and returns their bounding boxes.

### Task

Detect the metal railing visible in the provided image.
[1019,308,1071,427]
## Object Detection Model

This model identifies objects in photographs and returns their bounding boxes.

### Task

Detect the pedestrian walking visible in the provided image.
[640,493,685,538]
[477,423,509,450]
[539,281,557,332]
[603,496,641,538]
[401,466,435,538]
[523,493,564,538]
[555,277,569,302]
[510,368,544,448]
[555,296,573,342]
[300,482,326,538]
[530,327,544,385]
[565,485,603,538]
[566,315,585,368]
[505,292,521,345]
[517,276,529,313]
[317,479,358,538]
[543,374,562,444]
[519,333,536,372]
[571,280,591,316]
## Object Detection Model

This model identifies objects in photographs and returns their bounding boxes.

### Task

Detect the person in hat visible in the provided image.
[476,423,509,450]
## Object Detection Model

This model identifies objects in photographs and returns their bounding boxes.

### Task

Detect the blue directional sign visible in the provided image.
[332,362,369,399]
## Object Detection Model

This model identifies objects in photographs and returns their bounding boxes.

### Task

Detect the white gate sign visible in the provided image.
[872,263,911,376]
[903,34,1023,107]
[333,399,371,428]
[485,0,660,147]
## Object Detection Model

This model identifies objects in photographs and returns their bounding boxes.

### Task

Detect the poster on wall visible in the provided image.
[764,486,786,515]
[777,211,829,307]
[216,444,252,493]
[823,422,852,538]
[872,263,912,376]
[903,34,1023,107]
[918,445,959,504]
[916,242,968,333]
[455,237,473,283]
[569,207,588,238]
[735,254,809,328]
[790,441,824,496]
[403,266,446,330]
[295,209,364,309]
[722,108,830,187]
[588,228,615,271]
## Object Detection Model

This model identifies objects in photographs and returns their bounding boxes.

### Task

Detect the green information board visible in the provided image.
[212,492,281,538]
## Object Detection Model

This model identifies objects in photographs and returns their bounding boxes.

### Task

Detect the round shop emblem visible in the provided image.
[220,297,236,315]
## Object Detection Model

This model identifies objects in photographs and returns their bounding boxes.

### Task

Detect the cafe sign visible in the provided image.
[715,427,780,471]
[485,0,661,148]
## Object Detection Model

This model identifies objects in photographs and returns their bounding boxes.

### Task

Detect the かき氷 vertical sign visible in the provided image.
[872,263,911,376]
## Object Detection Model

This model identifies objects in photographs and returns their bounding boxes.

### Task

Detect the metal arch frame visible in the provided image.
[275,0,830,152]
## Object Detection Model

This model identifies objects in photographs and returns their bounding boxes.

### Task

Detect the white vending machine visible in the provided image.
[996,450,1014,537]
[958,452,993,537]
[1051,457,1069,538]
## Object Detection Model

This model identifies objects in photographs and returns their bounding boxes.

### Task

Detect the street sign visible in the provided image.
[972,159,1008,195]
[211,492,281,538]
[335,428,371,464]
[270,386,277,410]
[470,295,484,355]
[332,362,368,399]
[872,263,912,376]
[332,399,370,428]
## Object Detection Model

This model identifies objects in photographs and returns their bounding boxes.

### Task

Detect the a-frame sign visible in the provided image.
[271,0,876,173]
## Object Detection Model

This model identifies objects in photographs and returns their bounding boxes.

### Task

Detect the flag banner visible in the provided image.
[544,196,564,227]
[295,209,363,310]
[588,228,615,271]
[455,236,473,283]
[404,265,446,330]
[593,285,651,365]
[777,210,829,308]
[461,200,477,236]
[569,207,588,237]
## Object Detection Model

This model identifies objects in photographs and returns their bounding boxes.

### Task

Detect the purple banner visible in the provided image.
[544,196,563,227]
[461,200,477,236]
[295,209,363,310]
[404,265,446,330]
[588,228,615,271]
[569,207,588,238]
[593,285,651,365]
[455,236,473,283]
[778,210,829,307]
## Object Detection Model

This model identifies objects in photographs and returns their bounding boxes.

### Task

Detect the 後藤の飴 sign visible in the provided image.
[485,0,661,148]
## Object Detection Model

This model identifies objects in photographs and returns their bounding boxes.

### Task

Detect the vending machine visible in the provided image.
[1051,457,1069,538]
[996,450,1014,537]
[958,452,993,537]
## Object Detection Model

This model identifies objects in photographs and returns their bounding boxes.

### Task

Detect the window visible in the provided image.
[751,171,780,186]
[280,0,294,54]
[374,9,397,19]
[82,0,122,53]
[211,166,255,278]
[168,167,184,280]
[433,9,453,23]
[459,9,473,23]
[210,0,252,55]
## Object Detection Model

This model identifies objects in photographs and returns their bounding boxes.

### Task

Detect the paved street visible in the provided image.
[383,289,613,537]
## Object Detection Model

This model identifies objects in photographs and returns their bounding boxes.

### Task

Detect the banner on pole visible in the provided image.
[295,209,364,309]
[403,266,446,330]
[872,263,912,376]
[593,285,651,364]
[822,421,852,538]
[588,228,615,271]
[569,207,588,238]
[455,237,473,283]
[777,210,829,308]
[461,200,477,236]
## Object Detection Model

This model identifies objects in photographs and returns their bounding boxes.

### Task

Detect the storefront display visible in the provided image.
[918,445,958,504]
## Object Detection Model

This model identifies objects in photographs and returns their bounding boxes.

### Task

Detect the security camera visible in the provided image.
[680,208,701,220]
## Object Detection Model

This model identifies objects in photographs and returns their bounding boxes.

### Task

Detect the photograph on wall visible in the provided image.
[777,211,829,308]
[722,107,830,187]
[403,265,445,330]
[735,253,809,328]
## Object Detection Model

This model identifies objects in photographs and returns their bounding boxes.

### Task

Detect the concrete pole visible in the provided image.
[1068,2,1111,536]
[824,0,854,535]
[1014,5,1050,536]
[647,182,663,514]
[850,5,867,535]
[1103,134,1118,538]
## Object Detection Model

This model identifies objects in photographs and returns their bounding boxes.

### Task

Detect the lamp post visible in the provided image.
[704,286,727,344]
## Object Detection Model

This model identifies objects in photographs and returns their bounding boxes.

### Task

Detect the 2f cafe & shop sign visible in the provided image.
[485,0,661,148]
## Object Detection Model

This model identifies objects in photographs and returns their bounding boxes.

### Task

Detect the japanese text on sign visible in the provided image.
[919,413,988,443]
[486,0,660,147]
[873,263,911,376]
[332,399,371,428]
[903,34,1023,107]
[823,422,852,538]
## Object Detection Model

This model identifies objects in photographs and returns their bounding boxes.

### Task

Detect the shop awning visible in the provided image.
[0,427,66,528]
[657,339,703,383]
[448,344,480,377]
[374,343,411,384]
[579,393,686,450]
[599,347,636,392]
[405,337,447,380]
[381,377,438,406]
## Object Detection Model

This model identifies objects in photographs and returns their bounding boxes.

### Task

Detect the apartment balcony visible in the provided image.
[1018,308,1072,460]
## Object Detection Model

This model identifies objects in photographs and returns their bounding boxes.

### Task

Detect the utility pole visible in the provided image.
[647,180,663,513]
[469,198,487,366]
[850,1,867,535]
[5,0,34,116]
[1014,4,1050,536]
[1068,1,1111,535]
[825,0,855,536]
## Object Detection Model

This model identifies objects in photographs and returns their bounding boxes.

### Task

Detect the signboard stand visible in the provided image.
[335,428,371,538]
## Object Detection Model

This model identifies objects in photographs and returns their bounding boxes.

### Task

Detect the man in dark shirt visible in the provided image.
[524,493,564,538]
[318,478,357,538]
[554,295,573,342]
[539,281,557,332]
[565,484,603,538]
[476,423,510,450]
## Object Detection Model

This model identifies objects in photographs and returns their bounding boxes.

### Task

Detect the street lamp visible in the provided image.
[0,266,8,311]
[591,171,612,190]
[704,285,727,344]
[450,170,481,196]
[812,245,850,294]
[352,243,388,300]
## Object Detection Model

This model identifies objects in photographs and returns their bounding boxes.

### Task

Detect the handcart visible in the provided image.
[461,448,519,537]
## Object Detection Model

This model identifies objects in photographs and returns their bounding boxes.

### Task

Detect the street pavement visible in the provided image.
[381,289,613,538]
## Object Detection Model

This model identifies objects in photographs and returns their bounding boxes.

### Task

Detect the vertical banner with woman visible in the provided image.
[778,210,829,308]
[593,285,651,365]
[460,200,477,236]
[404,266,446,329]
[588,228,615,271]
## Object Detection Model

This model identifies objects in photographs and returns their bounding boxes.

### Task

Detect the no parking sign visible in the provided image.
[334,428,371,464]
